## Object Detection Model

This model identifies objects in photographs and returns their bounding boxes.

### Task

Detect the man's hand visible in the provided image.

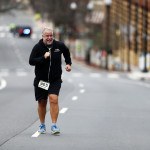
[44,52,50,59]
[65,64,71,72]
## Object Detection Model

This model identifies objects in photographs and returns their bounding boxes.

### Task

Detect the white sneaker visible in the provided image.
[51,125,60,134]
[38,124,46,134]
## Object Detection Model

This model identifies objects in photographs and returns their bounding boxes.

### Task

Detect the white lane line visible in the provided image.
[0,72,9,77]
[89,73,101,78]
[31,131,41,138]
[7,33,13,38]
[31,34,38,39]
[80,89,85,93]
[72,96,78,101]
[0,33,6,38]
[16,68,28,76]
[0,26,9,31]
[72,73,83,77]
[144,84,150,88]
[0,26,4,31]
[0,78,7,90]
[59,108,68,114]
[16,71,28,76]
[107,73,119,79]
[78,83,84,88]
[127,72,150,80]
[67,78,73,83]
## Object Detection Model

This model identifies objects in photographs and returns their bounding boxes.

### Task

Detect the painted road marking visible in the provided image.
[67,78,73,83]
[16,71,28,76]
[31,131,41,138]
[107,73,119,79]
[89,73,101,78]
[59,108,68,114]
[0,26,9,31]
[0,33,5,38]
[0,78,7,90]
[78,83,84,87]
[72,96,78,101]
[31,34,38,39]
[80,89,85,93]
[72,73,83,77]
[0,69,9,77]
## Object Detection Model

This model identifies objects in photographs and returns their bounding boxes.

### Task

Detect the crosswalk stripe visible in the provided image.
[0,69,121,79]
[0,26,9,31]
[72,72,83,77]
[89,73,101,78]
[31,34,38,39]
[107,73,119,79]
[0,68,28,77]
[0,69,9,77]
[0,32,41,39]
[16,71,28,76]
[0,33,6,38]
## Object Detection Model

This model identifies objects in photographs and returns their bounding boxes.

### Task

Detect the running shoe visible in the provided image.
[38,124,46,134]
[51,125,60,134]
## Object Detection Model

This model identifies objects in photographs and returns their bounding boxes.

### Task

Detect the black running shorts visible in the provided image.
[34,79,62,101]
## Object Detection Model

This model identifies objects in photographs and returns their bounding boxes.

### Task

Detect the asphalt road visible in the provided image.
[0,8,150,150]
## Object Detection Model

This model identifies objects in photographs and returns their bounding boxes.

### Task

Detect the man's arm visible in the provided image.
[29,46,49,66]
[62,43,72,66]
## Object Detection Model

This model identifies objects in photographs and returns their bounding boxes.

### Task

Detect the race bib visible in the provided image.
[38,80,50,90]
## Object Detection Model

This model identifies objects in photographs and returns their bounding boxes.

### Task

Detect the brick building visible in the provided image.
[110,0,150,70]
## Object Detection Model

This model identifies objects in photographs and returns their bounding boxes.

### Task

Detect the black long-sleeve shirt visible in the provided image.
[29,39,72,86]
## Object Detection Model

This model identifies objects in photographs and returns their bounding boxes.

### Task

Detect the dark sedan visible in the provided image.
[10,25,32,37]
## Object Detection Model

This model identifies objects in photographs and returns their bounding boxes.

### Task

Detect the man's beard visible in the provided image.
[46,39,53,45]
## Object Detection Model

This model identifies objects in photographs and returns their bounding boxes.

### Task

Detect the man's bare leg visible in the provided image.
[38,100,47,124]
[49,94,59,123]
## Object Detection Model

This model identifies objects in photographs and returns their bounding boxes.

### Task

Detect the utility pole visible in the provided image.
[104,0,112,70]
[142,0,148,72]
[127,0,131,72]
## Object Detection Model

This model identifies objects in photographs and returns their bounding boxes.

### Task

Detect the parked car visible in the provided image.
[10,25,32,37]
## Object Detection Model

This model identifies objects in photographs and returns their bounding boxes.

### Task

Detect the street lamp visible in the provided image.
[86,1,94,25]
[105,0,112,5]
[104,0,112,70]
[87,1,94,11]
[69,2,77,38]
[70,2,77,10]
[127,0,131,72]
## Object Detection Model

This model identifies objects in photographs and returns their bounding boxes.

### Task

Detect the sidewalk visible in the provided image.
[73,58,150,82]
[127,70,150,81]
